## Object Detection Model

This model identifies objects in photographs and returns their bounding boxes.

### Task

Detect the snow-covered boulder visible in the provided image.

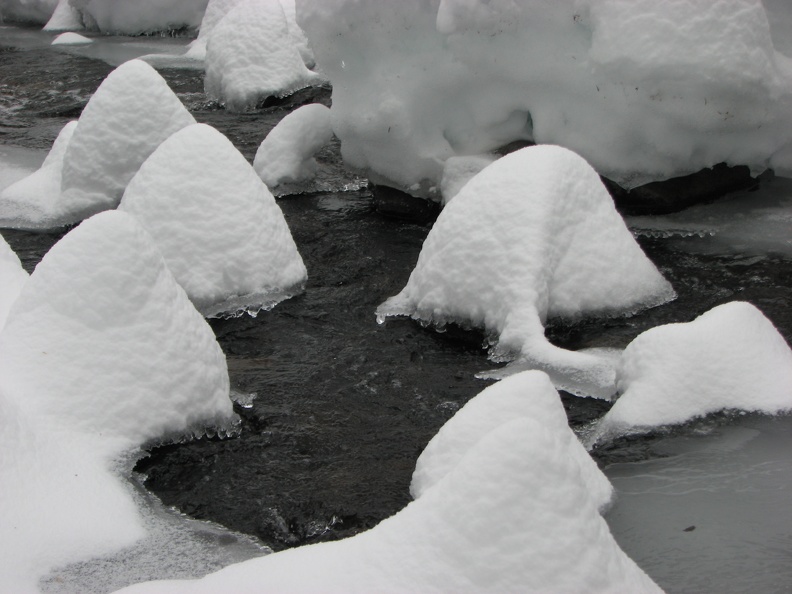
[51,30,92,44]
[0,120,77,229]
[590,302,792,444]
[113,415,661,593]
[120,123,306,318]
[0,0,56,24]
[65,0,207,34]
[411,370,614,512]
[254,103,332,190]
[43,0,83,31]
[377,145,675,398]
[205,0,322,111]
[0,234,27,330]
[296,0,792,198]
[0,210,234,591]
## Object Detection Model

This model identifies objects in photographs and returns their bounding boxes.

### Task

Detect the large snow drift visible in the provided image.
[114,391,661,593]
[54,0,208,34]
[0,210,234,591]
[205,0,321,111]
[120,123,307,317]
[0,60,195,229]
[590,302,792,443]
[0,233,27,330]
[411,371,613,512]
[254,103,333,190]
[377,145,674,398]
[297,0,792,198]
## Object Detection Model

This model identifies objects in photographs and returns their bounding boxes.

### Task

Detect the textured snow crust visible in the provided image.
[377,145,674,398]
[205,0,321,111]
[254,103,333,189]
[297,0,792,198]
[120,123,306,317]
[0,210,234,591]
[113,383,661,594]
[590,302,792,443]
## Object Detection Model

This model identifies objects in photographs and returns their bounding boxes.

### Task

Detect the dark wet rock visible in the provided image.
[370,183,441,224]
[604,163,760,216]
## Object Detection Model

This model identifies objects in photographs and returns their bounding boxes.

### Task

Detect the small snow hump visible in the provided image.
[377,144,675,399]
[120,123,306,318]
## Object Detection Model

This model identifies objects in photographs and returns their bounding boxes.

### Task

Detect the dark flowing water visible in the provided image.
[2,27,792,591]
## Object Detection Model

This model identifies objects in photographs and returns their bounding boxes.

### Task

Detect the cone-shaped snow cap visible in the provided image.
[0,210,233,450]
[378,144,675,398]
[56,59,195,225]
[592,301,792,443]
[120,123,306,317]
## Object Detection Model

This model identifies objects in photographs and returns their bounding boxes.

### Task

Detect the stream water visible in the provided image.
[1,26,791,593]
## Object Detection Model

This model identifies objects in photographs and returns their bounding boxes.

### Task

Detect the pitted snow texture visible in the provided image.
[120,123,306,317]
[58,59,195,225]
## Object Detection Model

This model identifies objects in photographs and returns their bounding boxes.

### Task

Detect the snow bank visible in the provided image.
[0,210,234,591]
[377,145,675,398]
[51,30,92,44]
[411,371,613,512]
[254,103,332,189]
[0,233,27,330]
[0,120,77,229]
[297,0,792,198]
[0,0,56,24]
[120,123,306,318]
[114,415,660,593]
[0,60,195,230]
[590,302,792,443]
[205,0,321,111]
[65,0,207,34]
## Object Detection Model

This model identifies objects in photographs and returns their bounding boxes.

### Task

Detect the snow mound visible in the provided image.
[0,233,27,330]
[412,371,613,512]
[44,0,84,31]
[113,417,661,593]
[0,120,77,229]
[0,0,56,24]
[205,0,322,111]
[120,123,306,318]
[0,210,234,591]
[297,0,792,197]
[589,302,792,444]
[440,154,497,204]
[58,59,195,226]
[51,31,92,44]
[377,145,675,398]
[64,0,207,34]
[254,103,332,189]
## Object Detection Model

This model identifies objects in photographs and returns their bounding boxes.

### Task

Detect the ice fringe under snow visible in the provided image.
[0,60,195,229]
[113,382,661,594]
[119,123,307,318]
[0,210,235,592]
[205,0,322,111]
[0,233,27,330]
[588,301,792,445]
[296,0,792,198]
[411,371,614,513]
[254,103,332,190]
[377,145,675,399]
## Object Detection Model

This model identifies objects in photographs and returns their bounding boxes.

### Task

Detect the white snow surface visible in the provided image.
[43,0,83,31]
[205,0,322,111]
[590,302,792,442]
[296,0,792,197]
[254,103,332,189]
[0,0,56,23]
[120,123,307,318]
[377,145,675,398]
[66,0,208,34]
[0,210,234,591]
[411,371,614,513]
[0,120,77,229]
[51,30,91,44]
[114,417,661,593]
[440,154,496,204]
[0,233,27,330]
